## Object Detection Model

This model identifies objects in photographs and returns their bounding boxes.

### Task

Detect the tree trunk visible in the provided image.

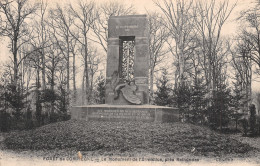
[36,52,42,126]
[84,31,89,104]
[51,53,55,115]
[40,2,46,92]
[82,69,85,105]
[89,69,94,103]
[13,35,18,86]
[150,67,154,102]
[66,34,70,110]
[41,36,46,91]
[73,52,77,105]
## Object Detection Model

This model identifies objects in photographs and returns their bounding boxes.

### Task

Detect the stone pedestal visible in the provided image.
[71,105,179,123]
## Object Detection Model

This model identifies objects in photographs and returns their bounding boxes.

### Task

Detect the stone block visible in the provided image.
[71,105,179,123]
[108,15,148,38]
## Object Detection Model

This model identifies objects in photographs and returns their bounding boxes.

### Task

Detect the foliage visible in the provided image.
[0,110,11,132]
[24,105,35,130]
[95,75,106,104]
[3,120,256,157]
[249,104,257,136]
[0,82,33,131]
[208,84,232,130]
[230,78,245,130]
[56,85,68,113]
[35,89,42,126]
[154,69,173,106]
[41,89,57,103]
[0,83,30,130]
[231,76,244,110]
[0,81,71,131]
[238,2,260,72]
[4,84,29,121]
[42,86,70,123]
[173,81,191,121]
[189,78,208,124]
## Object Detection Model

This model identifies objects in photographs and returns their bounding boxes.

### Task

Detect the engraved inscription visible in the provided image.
[88,109,153,120]
[116,25,138,29]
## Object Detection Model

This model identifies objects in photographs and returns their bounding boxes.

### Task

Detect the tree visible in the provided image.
[0,65,12,131]
[4,83,30,128]
[173,80,191,122]
[154,69,173,106]
[147,11,169,101]
[189,77,207,124]
[193,0,236,102]
[95,75,105,104]
[238,2,260,75]
[208,81,232,131]
[230,40,252,111]
[48,4,80,106]
[91,1,135,53]
[56,83,70,121]
[68,0,97,104]
[155,0,196,89]
[38,0,48,92]
[25,47,43,126]
[87,46,102,103]
[44,43,63,116]
[231,74,245,130]
[0,0,39,86]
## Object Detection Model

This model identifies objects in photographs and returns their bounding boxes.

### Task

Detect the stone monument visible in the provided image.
[71,15,178,122]
[106,15,149,105]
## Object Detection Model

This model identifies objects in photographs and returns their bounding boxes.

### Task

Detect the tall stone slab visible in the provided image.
[106,15,149,105]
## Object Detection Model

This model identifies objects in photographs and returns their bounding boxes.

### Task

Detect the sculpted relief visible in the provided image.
[110,70,141,105]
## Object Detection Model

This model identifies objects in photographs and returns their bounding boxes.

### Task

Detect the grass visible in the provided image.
[2,120,259,158]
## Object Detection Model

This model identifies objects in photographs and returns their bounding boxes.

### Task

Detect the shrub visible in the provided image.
[0,110,11,132]
[154,69,173,106]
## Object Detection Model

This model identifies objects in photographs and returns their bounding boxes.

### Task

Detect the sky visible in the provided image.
[0,0,259,91]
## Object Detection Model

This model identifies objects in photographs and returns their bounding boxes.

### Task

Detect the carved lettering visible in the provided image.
[88,109,153,120]
[116,25,138,29]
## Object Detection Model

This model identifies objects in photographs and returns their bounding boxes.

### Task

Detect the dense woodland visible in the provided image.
[0,0,260,133]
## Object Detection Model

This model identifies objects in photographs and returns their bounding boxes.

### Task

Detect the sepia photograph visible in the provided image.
[0,0,260,165]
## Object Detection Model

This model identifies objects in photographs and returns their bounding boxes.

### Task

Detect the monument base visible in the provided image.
[71,105,179,123]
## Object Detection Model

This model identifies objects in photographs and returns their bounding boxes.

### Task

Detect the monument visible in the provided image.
[106,15,149,105]
[71,15,178,122]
